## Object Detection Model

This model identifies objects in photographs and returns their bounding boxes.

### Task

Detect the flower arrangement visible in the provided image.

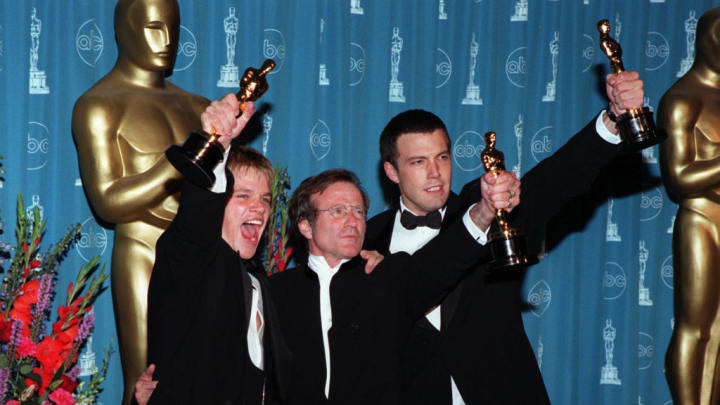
[0,193,110,405]
[263,165,292,275]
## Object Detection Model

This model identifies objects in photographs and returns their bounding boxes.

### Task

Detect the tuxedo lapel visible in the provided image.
[365,208,397,255]
[416,313,439,331]
[240,260,253,335]
[438,192,465,332]
[441,193,463,231]
[380,218,395,255]
[440,283,464,332]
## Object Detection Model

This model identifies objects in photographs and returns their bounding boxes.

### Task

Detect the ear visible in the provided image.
[383,161,400,185]
[298,218,313,241]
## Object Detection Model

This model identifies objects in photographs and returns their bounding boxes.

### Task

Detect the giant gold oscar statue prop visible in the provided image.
[481,131,537,269]
[166,59,275,187]
[71,1,209,404]
[658,7,720,405]
[597,19,666,150]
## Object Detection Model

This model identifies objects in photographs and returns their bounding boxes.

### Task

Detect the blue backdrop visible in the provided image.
[0,1,716,403]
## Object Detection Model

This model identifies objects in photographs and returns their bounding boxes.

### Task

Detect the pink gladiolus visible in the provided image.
[48,387,74,405]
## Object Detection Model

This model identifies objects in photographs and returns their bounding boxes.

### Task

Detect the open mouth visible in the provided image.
[426,185,443,193]
[240,219,264,244]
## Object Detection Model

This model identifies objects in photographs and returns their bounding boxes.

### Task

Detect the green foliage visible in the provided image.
[0,192,110,404]
[74,339,114,405]
[263,165,292,274]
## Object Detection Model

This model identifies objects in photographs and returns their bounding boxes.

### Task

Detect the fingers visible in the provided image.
[488,188,520,211]
[606,70,644,112]
[201,93,240,136]
[136,378,158,391]
[232,101,256,136]
[141,363,156,380]
[480,172,520,211]
[360,249,385,274]
[617,70,640,81]
[481,171,518,192]
[134,364,158,405]
[220,92,241,110]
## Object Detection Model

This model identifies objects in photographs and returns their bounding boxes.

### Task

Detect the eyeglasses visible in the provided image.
[316,204,367,219]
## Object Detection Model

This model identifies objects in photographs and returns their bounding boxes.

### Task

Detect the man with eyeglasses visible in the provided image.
[267,168,510,404]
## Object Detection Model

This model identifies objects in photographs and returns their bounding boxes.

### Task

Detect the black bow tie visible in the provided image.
[400,209,442,230]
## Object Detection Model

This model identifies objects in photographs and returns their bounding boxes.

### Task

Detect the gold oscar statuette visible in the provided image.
[597,19,666,150]
[658,7,720,404]
[166,59,276,187]
[481,131,538,269]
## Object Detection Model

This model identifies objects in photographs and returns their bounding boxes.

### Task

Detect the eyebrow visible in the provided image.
[234,187,269,194]
[404,150,450,161]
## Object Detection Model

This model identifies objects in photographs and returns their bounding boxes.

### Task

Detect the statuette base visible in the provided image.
[617,105,666,150]
[487,233,539,270]
[166,131,225,188]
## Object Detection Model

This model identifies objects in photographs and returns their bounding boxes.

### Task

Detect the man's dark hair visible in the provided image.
[379,109,450,167]
[226,145,274,185]
[289,169,370,238]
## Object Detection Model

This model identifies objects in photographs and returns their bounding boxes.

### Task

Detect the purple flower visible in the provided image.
[0,367,10,403]
[35,273,53,317]
[66,365,80,380]
[76,311,95,343]
[9,320,22,349]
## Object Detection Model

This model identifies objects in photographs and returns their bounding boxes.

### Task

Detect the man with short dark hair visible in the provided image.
[364,71,645,404]
[268,167,509,404]
[145,95,289,405]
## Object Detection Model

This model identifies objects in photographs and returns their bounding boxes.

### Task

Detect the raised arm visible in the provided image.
[461,71,644,235]
[161,96,257,252]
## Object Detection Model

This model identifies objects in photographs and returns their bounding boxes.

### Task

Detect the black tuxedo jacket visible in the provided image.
[269,217,489,405]
[147,175,290,405]
[364,116,619,405]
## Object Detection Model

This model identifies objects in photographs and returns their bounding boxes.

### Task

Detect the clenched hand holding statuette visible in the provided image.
[597,19,666,150]
[166,59,275,187]
[481,131,537,270]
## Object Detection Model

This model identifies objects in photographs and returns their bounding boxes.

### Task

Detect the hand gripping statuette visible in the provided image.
[597,19,666,150]
[166,59,276,187]
[481,131,537,269]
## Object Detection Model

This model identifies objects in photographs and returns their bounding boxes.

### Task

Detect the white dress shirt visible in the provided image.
[246,273,265,370]
[307,254,348,398]
[211,149,265,371]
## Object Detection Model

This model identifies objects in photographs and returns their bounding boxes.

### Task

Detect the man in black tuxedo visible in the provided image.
[269,168,513,404]
[363,70,645,404]
[144,95,289,405]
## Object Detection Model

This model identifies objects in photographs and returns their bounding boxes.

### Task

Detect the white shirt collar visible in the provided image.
[308,254,349,277]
